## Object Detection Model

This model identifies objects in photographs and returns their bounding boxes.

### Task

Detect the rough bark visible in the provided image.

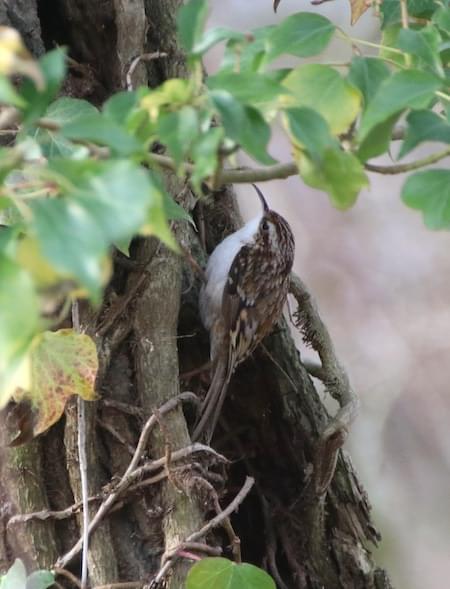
[0,1,393,588]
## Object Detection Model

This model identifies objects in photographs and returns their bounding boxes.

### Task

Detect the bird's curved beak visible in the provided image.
[252,184,269,213]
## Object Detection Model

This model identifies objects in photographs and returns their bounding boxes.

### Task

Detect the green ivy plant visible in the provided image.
[0,1,449,584]
[0,559,54,589]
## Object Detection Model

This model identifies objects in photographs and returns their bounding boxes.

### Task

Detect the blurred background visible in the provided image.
[206,2,450,588]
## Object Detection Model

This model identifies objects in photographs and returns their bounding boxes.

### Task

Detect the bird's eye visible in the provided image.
[261,220,269,232]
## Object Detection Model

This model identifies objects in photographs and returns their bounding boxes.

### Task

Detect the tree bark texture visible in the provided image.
[0,1,393,588]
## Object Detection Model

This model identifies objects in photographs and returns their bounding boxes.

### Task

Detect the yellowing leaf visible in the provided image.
[0,26,44,88]
[16,236,63,288]
[14,329,98,436]
[0,256,39,407]
[140,79,193,121]
[350,0,371,25]
[283,65,361,135]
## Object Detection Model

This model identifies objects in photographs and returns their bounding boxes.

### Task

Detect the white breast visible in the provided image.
[200,215,261,331]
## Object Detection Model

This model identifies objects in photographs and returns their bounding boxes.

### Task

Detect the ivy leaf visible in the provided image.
[177,0,209,53]
[20,48,67,125]
[433,7,450,33]
[349,0,371,25]
[157,106,199,167]
[358,69,442,142]
[1,559,27,589]
[71,160,157,243]
[402,169,450,229]
[283,65,361,135]
[102,91,138,124]
[399,110,450,158]
[397,26,444,77]
[206,72,287,110]
[187,558,275,589]
[32,97,97,157]
[14,329,98,437]
[357,114,400,161]
[267,12,335,60]
[61,112,142,156]
[380,0,436,29]
[192,27,246,56]
[0,76,26,107]
[284,107,338,160]
[210,90,276,164]
[26,570,55,589]
[162,191,194,225]
[347,57,390,108]
[0,256,39,408]
[221,26,273,74]
[296,148,368,210]
[191,127,224,192]
[30,197,109,299]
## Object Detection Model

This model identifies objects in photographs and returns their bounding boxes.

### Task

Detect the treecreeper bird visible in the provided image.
[192,185,295,442]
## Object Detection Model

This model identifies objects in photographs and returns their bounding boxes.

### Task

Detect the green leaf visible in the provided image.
[210,90,275,164]
[191,127,224,191]
[397,26,444,76]
[0,257,39,408]
[177,0,209,53]
[61,112,142,156]
[13,329,97,436]
[72,160,157,243]
[381,0,436,28]
[283,65,361,135]
[0,76,26,107]
[26,570,55,589]
[347,57,390,107]
[162,191,194,225]
[284,107,337,160]
[402,169,450,229]
[30,198,108,298]
[357,114,400,161]
[32,97,97,157]
[1,559,27,589]
[220,26,274,73]
[20,48,67,125]
[297,148,368,209]
[102,91,138,124]
[358,70,442,142]
[399,110,450,158]
[267,12,335,60]
[433,7,450,33]
[206,72,288,110]
[192,27,246,56]
[157,106,199,167]
[187,558,275,589]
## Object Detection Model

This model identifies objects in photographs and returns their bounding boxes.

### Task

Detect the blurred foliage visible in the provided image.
[0,559,54,589]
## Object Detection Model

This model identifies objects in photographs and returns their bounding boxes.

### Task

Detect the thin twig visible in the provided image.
[126,51,168,91]
[72,301,90,589]
[54,567,82,589]
[290,274,359,495]
[151,477,254,586]
[56,391,221,569]
[97,418,136,456]
[94,583,144,589]
[187,476,254,543]
[365,146,450,174]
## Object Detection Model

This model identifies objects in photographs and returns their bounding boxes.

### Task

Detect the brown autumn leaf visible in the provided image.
[13,329,98,438]
[350,0,371,25]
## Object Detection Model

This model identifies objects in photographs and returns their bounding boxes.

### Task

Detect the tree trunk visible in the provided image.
[0,1,393,588]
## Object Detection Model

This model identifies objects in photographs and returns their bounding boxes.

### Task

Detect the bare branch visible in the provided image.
[126,51,167,91]
[151,477,254,587]
[290,274,359,495]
